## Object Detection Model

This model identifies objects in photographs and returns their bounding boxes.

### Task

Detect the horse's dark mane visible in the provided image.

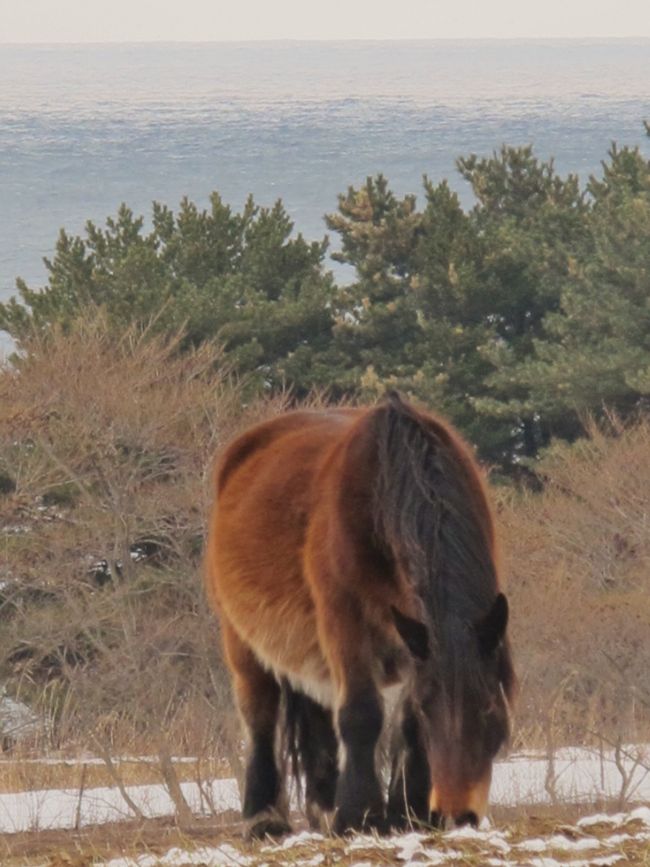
[372,392,510,713]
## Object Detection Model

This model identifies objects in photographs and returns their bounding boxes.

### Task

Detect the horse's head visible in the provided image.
[393,592,513,829]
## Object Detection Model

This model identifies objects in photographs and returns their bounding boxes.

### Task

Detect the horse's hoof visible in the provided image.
[306,800,334,833]
[333,810,388,837]
[245,814,292,840]
[387,812,407,832]
[387,808,430,832]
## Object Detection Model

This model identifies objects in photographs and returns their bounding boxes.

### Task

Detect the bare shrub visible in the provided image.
[499,417,650,749]
[0,313,285,814]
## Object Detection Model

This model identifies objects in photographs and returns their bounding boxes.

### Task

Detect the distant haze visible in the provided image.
[3,0,650,42]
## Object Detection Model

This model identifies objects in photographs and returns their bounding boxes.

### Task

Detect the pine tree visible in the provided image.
[509,146,650,428]
[0,195,335,392]
[459,146,589,457]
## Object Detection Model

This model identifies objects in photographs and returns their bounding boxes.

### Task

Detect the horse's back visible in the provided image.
[215,408,359,495]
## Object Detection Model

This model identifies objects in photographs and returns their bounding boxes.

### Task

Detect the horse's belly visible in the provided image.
[283,665,335,708]
[249,604,332,703]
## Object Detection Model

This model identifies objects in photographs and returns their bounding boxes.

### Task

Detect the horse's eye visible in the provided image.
[480,698,497,719]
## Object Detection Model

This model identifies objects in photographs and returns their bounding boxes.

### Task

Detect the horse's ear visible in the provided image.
[475,593,509,657]
[391,606,429,661]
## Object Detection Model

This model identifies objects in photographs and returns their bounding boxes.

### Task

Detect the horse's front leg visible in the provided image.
[335,682,386,835]
[310,577,387,834]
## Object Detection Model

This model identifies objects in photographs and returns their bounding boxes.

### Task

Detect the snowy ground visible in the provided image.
[2,745,648,835]
[100,807,650,867]
[1,747,648,865]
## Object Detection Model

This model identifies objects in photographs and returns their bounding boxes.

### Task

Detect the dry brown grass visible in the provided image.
[2,806,650,867]
[0,813,242,866]
[0,754,232,794]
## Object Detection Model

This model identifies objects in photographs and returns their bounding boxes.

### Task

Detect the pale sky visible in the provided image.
[3,0,650,42]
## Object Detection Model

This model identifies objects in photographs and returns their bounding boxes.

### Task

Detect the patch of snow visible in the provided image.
[546,834,601,851]
[577,812,620,827]
[394,831,425,860]
[527,859,568,867]
[491,746,650,806]
[517,837,548,853]
[577,804,650,829]
[399,852,456,866]
[445,825,510,852]
[528,857,624,867]
[0,692,42,743]
[429,850,464,862]
[602,831,650,845]
[347,833,395,850]
[0,778,240,833]
[261,830,325,851]
[589,857,625,867]
[104,843,251,867]
[407,857,446,866]
[629,805,650,826]
[517,834,601,853]
[0,754,198,767]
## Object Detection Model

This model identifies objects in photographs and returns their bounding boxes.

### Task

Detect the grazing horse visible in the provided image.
[205,393,515,837]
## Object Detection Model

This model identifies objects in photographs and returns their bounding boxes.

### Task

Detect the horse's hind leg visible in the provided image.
[290,691,338,830]
[387,701,430,830]
[221,620,291,839]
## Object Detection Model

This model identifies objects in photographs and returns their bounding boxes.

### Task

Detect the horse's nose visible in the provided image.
[430,774,491,830]
[429,810,478,830]
[453,810,479,828]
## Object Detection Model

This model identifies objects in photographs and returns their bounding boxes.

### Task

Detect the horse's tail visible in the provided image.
[279,680,303,802]
[371,391,498,628]
[279,681,338,826]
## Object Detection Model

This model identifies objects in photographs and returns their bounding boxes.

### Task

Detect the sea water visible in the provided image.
[1,40,649,351]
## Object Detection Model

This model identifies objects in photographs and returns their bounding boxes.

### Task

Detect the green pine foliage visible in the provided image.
[2,130,649,468]
[509,146,650,426]
[0,195,335,392]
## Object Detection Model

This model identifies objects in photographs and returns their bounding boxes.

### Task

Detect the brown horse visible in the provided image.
[205,392,515,837]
